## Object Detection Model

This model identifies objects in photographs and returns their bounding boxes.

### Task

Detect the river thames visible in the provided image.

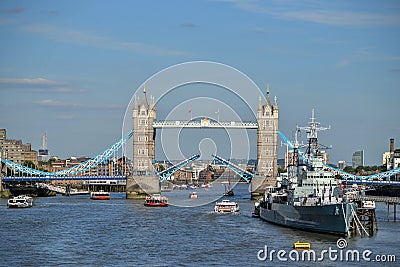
[0,184,398,266]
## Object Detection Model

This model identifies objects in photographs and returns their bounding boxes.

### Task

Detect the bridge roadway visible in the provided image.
[152,120,258,129]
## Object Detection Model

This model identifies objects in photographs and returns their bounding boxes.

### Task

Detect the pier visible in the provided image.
[351,205,378,237]
[351,196,400,221]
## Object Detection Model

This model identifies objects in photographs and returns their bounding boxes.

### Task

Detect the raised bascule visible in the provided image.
[2,85,400,198]
[126,85,278,198]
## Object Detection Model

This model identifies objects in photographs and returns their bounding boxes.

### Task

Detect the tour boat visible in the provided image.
[144,194,168,207]
[214,199,239,213]
[189,192,198,199]
[8,195,33,208]
[90,190,110,200]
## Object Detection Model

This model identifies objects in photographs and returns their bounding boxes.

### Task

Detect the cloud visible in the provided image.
[21,24,191,56]
[336,59,350,68]
[37,99,124,110]
[37,99,78,108]
[219,0,400,27]
[56,114,74,120]
[0,78,68,88]
[52,88,87,93]
[8,7,26,14]
[282,10,399,27]
[103,104,124,110]
[180,23,196,28]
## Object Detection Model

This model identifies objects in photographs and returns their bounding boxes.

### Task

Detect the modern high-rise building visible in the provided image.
[0,129,38,166]
[38,132,50,162]
[352,150,364,168]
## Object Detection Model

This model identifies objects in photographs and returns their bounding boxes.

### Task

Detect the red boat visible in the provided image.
[90,191,110,200]
[144,194,168,207]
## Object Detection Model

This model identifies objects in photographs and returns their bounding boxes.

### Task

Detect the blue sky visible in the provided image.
[0,0,399,166]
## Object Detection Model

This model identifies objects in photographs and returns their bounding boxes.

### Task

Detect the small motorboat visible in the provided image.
[144,194,168,207]
[189,192,198,199]
[8,195,33,208]
[223,190,234,196]
[222,181,234,196]
[214,199,239,213]
[252,201,260,217]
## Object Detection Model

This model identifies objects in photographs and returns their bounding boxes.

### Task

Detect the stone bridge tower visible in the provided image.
[132,86,156,172]
[252,84,279,197]
[126,87,160,198]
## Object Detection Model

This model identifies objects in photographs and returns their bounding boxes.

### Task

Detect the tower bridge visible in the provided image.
[127,86,278,198]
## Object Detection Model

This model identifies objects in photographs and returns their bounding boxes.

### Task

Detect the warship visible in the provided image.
[255,110,362,236]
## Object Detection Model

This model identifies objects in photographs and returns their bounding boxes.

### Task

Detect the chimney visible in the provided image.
[390,138,395,154]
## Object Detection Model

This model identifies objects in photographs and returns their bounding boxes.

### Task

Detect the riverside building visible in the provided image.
[0,129,38,166]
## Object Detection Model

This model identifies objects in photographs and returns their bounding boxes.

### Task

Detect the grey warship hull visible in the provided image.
[259,202,356,236]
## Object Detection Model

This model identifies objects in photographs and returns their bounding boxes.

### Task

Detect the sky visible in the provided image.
[0,0,399,166]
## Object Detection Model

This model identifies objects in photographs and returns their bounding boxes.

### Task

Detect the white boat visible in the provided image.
[214,199,239,213]
[8,195,33,208]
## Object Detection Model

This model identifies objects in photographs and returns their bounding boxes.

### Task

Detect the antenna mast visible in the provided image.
[297,109,330,158]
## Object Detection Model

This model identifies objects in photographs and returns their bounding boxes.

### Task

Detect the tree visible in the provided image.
[278,167,287,174]
[343,166,354,174]
[23,160,36,169]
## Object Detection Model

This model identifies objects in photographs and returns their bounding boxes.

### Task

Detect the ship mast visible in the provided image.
[297,109,330,158]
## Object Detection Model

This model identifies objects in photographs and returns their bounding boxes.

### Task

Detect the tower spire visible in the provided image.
[266,83,271,106]
[141,84,149,108]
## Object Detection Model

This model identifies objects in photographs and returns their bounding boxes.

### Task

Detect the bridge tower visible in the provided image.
[132,86,156,171]
[252,84,279,198]
[126,86,160,198]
